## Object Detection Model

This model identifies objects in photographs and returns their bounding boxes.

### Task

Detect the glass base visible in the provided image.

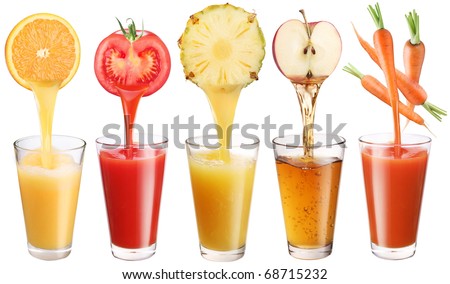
[28,243,71,261]
[371,242,416,260]
[288,243,332,260]
[111,243,156,261]
[200,245,245,262]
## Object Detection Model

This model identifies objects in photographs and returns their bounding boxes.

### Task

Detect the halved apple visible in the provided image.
[273,12,342,83]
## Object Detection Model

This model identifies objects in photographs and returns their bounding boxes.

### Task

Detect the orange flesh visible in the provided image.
[11,18,77,82]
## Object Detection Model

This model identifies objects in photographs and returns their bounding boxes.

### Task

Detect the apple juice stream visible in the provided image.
[294,81,321,157]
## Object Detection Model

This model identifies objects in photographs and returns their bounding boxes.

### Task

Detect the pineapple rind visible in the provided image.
[179,3,265,88]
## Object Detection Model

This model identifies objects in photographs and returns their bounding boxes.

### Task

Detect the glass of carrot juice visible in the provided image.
[359,133,431,260]
[14,135,86,260]
[186,135,259,261]
[273,133,345,260]
[96,134,168,261]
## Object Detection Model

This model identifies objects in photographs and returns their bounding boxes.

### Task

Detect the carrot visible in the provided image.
[403,10,425,128]
[343,64,425,126]
[352,23,447,121]
[404,10,425,83]
[368,3,401,146]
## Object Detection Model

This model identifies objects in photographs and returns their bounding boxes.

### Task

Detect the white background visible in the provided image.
[0,0,447,283]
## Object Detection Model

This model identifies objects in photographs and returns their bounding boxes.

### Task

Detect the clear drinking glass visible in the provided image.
[96,134,168,261]
[186,135,259,261]
[359,133,431,260]
[273,133,345,260]
[14,135,86,260]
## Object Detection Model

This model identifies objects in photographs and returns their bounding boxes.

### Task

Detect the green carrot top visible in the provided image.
[368,3,385,29]
[406,10,420,45]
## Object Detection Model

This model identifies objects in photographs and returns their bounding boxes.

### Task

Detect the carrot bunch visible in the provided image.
[344,3,446,143]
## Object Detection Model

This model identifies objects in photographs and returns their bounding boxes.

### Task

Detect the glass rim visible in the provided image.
[185,135,260,148]
[272,133,346,148]
[13,135,86,152]
[358,133,432,147]
[95,135,169,147]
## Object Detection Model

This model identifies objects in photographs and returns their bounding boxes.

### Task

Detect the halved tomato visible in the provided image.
[94,25,171,97]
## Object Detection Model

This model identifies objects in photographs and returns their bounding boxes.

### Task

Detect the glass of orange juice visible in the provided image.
[273,133,345,260]
[186,135,259,261]
[14,135,85,260]
[359,133,431,260]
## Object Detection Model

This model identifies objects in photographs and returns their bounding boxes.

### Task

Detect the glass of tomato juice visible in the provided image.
[96,134,168,261]
[359,133,431,260]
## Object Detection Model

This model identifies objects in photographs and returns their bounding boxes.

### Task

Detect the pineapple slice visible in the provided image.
[179,3,265,89]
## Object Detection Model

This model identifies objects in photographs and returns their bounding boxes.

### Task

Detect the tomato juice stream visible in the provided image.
[120,88,144,149]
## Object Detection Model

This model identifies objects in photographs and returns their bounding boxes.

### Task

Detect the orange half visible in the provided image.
[5,13,80,90]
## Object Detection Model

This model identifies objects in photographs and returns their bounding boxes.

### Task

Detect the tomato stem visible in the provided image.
[116,17,144,43]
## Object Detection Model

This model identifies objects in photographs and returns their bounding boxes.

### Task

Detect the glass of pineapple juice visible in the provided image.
[186,135,259,261]
[273,133,345,260]
[14,135,85,260]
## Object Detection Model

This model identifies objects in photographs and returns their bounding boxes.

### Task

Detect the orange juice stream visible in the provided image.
[30,81,61,168]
